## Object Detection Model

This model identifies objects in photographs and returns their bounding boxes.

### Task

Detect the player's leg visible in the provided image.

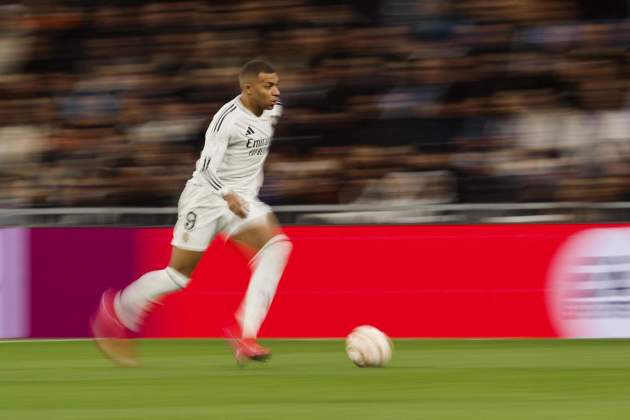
[228,212,292,362]
[232,212,291,339]
[92,185,222,366]
[91,246,201,367]
[113,247,201,333]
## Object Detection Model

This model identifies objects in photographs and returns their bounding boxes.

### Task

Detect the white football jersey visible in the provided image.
[190,95,282,198]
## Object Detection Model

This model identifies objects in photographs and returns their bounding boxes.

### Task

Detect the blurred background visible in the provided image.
[2,0,630,224]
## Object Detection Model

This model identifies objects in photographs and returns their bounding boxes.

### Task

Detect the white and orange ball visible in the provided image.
[345,325,392,367]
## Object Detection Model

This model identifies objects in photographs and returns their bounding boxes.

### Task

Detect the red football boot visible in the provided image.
[224,324,271,365]
[90,289,139,367]
[234,338,272,365]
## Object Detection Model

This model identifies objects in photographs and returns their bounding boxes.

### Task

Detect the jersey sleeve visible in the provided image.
[199,111,234,195]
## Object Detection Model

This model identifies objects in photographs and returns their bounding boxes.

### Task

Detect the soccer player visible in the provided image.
[91,59,292,367]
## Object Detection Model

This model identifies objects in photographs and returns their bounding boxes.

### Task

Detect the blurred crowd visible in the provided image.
[2,0,630,208]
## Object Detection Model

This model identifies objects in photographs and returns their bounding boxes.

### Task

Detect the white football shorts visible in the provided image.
[170,182,273,252]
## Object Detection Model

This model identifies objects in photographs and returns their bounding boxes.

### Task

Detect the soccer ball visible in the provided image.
[345,325,392,367]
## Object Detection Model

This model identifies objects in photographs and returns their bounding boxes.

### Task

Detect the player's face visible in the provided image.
[252,72,280,110]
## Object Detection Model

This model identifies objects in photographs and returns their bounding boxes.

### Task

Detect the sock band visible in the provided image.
[165,266,190,289]
[249,234,290,266]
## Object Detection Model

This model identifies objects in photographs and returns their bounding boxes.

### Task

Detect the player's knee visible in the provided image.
[169,247,203,278]
[167,262,196,279]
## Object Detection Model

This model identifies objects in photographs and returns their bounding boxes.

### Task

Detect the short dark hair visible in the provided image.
[239,59,276,84]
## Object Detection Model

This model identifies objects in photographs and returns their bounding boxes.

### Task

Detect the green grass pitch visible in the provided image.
[1,339,630,419]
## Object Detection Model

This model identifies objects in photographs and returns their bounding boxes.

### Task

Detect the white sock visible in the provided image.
[114,267,190,332]
[238,234,292,338]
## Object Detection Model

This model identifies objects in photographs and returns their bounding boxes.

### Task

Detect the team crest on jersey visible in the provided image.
[184,211,197,230]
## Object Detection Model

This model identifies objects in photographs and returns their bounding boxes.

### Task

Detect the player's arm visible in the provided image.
[222,191,248,218]
[200,117,249,218]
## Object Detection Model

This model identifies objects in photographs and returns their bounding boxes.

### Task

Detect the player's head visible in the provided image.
[239,59,279,111]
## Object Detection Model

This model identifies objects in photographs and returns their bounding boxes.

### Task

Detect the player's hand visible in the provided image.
[223,192,249,218]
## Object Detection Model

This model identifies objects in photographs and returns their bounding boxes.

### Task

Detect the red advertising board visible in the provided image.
[133,224,630,338]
